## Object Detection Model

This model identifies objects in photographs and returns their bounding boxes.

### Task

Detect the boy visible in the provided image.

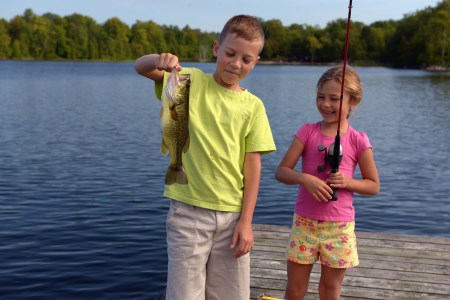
[135,15,276,300]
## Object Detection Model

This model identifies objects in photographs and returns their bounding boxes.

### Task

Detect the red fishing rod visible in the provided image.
[328,0,353,200]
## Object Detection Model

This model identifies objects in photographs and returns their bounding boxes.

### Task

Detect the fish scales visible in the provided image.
[160,69,190,185]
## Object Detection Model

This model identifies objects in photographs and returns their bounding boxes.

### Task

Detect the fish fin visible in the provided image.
[165,166,188,185]
[164,69,180,104]
[160,138,169,156]
[169,106,178,120]
[183,134,190,153]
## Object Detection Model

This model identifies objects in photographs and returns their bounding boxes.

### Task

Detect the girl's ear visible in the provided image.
[348,96,358,107]
[348,99,359,118]
[213,40,219,57]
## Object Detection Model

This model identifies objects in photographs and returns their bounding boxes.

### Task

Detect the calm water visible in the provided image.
[1,61,449,299]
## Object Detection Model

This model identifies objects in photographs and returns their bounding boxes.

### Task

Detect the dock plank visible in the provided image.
[251,224,450,300]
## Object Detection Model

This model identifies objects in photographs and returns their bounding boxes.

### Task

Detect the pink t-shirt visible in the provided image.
[294,122,372,221]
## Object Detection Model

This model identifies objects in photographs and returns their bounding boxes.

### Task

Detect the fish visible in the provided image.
[160,68,190,185]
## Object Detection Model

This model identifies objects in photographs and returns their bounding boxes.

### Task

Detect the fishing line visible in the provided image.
[337,0,353,134]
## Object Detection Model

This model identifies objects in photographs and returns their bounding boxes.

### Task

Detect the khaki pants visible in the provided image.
[166,200,250,300]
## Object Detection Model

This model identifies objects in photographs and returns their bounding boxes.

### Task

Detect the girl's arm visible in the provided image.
[276,137,333,201]
[231,152,261,258]
[275,137,303,184]
[328,147,380,195]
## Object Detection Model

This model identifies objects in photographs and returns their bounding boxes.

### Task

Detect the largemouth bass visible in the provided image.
[160,69,190,185]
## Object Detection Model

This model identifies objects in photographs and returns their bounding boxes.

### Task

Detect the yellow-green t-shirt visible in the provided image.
[155,67,276,212]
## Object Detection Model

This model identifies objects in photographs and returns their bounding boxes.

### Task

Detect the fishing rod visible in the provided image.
[328,0,353,200]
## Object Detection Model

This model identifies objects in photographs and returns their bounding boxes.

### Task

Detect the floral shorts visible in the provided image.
[285,213,359,268]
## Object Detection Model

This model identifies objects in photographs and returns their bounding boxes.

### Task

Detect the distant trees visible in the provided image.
[264,1,450,68]
[0,0,448,69]
[0,8,218,62]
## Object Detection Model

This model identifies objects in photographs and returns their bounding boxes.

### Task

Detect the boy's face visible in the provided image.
[212,33,262,91]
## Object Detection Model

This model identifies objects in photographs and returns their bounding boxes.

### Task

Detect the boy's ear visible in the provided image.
[212,40,219,57]
[252,56,260,69]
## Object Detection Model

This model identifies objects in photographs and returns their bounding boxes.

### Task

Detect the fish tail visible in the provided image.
[165,166,188,185]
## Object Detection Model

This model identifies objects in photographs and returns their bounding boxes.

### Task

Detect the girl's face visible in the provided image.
[212,33,261,91]
[316,79,352,127]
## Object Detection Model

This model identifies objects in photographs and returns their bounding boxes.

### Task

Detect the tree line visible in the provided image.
[0,1,448,69]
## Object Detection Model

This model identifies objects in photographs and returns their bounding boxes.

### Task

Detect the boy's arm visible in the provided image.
[134,53,181,83]
[231,152,261,258]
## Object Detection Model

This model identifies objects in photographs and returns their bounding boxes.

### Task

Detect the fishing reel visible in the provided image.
[317,142,343,200]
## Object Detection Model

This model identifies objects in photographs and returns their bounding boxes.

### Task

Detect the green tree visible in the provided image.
[0,19,11,58]
[319,19,349,62]
[87,20,104,59]
[103,17,131,60]
[8,13,32,59]
[13,9,55,59]
[64,13,90,59]
[43,13,69,59]
[361,21,397,63]
[421,1,449,67]
[162,25,181,55]
[30,14,57,59]
[130,21,154,57]
[285,24,309,62]
[262,19,290,61]
[179,26,198,59]
[347,21,367,62]
[306,35,322,63]
[147,21,167,53]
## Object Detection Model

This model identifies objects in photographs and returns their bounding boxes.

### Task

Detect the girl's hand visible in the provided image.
[303,174,333,202]
[327,171,347,189]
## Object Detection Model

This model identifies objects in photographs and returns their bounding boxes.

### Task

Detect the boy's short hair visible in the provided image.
[219,15,265,50]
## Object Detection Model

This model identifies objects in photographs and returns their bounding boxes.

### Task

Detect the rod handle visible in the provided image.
[330,168,338,201]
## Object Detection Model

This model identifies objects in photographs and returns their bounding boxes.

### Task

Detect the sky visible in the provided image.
[0,0,443,32]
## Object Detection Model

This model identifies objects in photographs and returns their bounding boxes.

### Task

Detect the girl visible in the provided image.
[275,65,380,300]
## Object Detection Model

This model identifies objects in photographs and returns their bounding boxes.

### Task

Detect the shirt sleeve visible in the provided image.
[245,104,276,155]
[356,131,372,160]
[295,123,313,146]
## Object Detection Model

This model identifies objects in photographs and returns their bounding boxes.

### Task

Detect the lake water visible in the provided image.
[1,61,449,299]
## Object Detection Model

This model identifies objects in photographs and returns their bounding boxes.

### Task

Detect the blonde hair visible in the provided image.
[317,65,363,112]
[219,15,265,51]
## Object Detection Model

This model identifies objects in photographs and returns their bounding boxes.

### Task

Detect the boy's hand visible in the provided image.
[303,173,333,202]
[230,220,253,259]
[155,53,182,72]
[135,53,181,81]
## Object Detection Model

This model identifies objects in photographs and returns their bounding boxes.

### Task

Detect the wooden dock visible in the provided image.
[251,223,450,300]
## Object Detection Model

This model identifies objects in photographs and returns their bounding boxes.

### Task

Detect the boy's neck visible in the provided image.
[212,73,243,92]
